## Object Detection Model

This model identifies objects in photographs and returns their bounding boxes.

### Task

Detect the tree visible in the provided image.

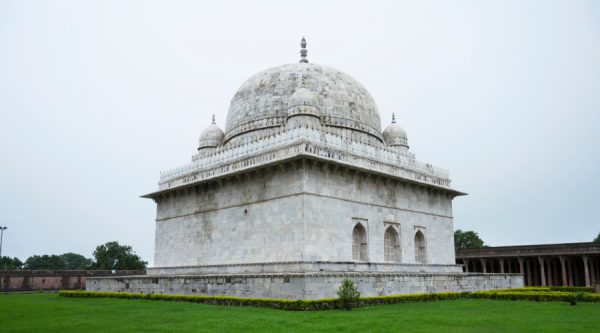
[59,252,93,269]
[454,229,486,249]
[22,253,93,270]
[93,241,147,270]
[337,278,360,310]
[23,255,66,269]
[0,256,23,270]
[594,233,600,243]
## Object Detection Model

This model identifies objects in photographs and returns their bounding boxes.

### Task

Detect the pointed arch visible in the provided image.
[352,223,368,261]
[414,230,427,264]
[384,226,401,263]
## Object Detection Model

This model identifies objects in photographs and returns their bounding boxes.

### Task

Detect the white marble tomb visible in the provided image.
[88,38,522,298]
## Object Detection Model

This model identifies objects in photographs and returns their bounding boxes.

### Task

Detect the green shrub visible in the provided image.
[337,278,361,310]
[566,293,581,306]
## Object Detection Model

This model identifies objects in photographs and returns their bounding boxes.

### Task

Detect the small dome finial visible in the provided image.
[391,113,396,124]
[299,36,308,63]
[211,114,216,125]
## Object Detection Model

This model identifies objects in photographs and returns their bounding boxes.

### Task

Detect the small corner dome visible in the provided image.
[288,88,319,108]
[382,122,408,148]
[198,123,224,150]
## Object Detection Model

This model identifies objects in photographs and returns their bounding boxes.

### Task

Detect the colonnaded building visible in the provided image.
[456,242,600,288]
[88,39,522,298]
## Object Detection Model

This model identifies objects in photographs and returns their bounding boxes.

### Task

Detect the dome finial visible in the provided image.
[211,114,216,125]
[391,113,396,124]
[299,36,308,63]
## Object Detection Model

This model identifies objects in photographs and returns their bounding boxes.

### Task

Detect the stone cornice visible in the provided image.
[144,127,465,199]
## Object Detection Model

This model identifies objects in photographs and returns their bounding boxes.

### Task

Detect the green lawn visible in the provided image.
[1,292,599,332]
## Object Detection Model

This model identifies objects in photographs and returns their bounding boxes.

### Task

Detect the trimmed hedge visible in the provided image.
[59,291,339,311]
[58,290,466,311]
[498,286,593,293]
[359,292,467,306]
[58,288,599,311]
[469,288,600,303]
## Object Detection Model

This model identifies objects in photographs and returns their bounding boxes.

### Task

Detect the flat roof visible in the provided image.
[456,242,600,258]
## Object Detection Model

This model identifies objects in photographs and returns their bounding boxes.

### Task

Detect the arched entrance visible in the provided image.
[414,230,426,264]
[352,224,368,261]
[384,227,400,263]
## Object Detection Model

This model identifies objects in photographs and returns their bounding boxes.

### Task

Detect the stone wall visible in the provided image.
[0,270,145,292]
[87,273,523,300]
[154,164,305,267]
[154,159,456,268]
[302,165,455,264]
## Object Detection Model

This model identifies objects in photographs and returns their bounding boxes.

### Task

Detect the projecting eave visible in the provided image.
[140,154,467,200]
[456,242,600,258]
[140,155,300,199]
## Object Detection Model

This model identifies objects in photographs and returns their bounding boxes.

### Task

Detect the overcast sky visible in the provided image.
[1,0,599,265]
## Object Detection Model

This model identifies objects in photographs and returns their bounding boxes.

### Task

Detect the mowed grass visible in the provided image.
[1,292,599,333]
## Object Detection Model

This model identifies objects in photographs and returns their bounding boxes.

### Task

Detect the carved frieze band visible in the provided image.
[155,139,453,196]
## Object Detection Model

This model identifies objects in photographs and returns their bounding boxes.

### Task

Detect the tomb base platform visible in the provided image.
[86,271,523,300]
[146,261,464,275]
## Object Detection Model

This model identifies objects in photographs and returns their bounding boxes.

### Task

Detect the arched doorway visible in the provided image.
[352,224,368,261]
[384,227,400,263]
[414,230,426,264]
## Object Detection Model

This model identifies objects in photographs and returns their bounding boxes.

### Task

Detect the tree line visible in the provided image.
[0,241,147,270]
[454,230,600,249]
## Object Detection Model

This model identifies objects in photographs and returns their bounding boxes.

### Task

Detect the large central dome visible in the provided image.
[224,62,383,145]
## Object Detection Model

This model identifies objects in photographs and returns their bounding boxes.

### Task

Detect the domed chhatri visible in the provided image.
[92,38,523,302]
[284,87,322,131]
[198,114,224,150]
[287,87,319,108]
[382,113,409,149]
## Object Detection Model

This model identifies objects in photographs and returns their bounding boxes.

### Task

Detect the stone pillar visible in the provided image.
[547,259,553,286]
[560,256,568,286]
[499,259,505,273]
[526,260,532,286]
[518,258,524,274]
[591,258,596,284]
[568,259,574,286]
[463,259,469,273]
[596,258,600,283]
[555,259,560,285]
[538,257,546,286]
[481,258,487,273]
[583,256,590,287]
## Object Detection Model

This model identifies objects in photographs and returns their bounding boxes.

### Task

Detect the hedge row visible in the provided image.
[59,291,339,310]
[356,292,467,307]
[58,289,599,311]
[58,290,467,311]
[469,290,600,302]
[498,286,593,293]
